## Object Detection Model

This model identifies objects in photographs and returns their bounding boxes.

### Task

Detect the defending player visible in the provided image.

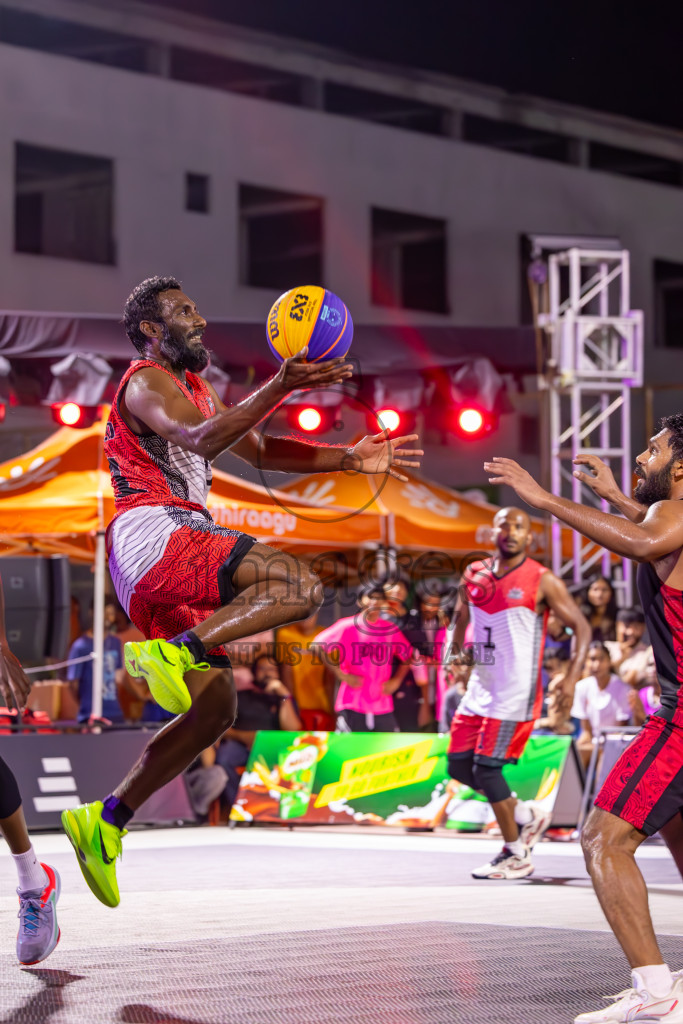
[447,507,591,879]
[0,575,60,964]
[62,275,422,908]
[486,415,683,1023]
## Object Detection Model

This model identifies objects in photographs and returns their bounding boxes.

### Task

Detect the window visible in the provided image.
[171,48,305,105]
[371,207,448,313]
[590,142,682,187]
[654,260,683,348]
[239,184,323,289]
[185,172,210,214]
[324,83,447,136]
[463,114,574,164]
[15,143,115,264]
[0,6,150,72]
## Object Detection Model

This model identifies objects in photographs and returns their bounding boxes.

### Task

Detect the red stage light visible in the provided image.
[50,403,98,429]
[376,408,401,433]
[297,407,323,432]
[458,407,484,434]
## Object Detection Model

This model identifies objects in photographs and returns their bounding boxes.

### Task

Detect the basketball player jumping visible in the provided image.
[62,275,422,907]
[486,415,683,1023]
[447,507,591,879]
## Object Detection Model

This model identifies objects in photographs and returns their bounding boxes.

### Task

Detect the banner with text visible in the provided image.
[230,731,575,829]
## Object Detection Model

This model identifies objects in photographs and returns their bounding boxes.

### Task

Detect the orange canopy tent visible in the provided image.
[278,467,585,563]
[0,410,384,560]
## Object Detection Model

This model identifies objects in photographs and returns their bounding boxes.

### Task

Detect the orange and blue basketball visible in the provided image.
[266,285,353,363]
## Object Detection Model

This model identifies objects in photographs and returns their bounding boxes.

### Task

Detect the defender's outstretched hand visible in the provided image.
[275,349,353,392]
[348,432,424,481]
[572,454,619,501]
[484,457,549,509]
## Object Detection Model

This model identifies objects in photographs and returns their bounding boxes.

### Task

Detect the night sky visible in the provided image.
[146,0,683,132]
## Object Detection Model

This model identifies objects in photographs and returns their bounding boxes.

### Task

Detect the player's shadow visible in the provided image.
[120,1006,205,1024]
[2,969,85,1024]
[522,875,591,886]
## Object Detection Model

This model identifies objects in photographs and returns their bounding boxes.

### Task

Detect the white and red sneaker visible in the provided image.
[574,977,683,1022]
[471,845,534,880]
[16,862,61,965]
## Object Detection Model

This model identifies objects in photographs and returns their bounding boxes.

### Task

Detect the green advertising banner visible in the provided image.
[230,731,576,829]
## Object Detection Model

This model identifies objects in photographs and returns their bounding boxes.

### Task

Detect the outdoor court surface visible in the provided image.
[2,826,683,1024]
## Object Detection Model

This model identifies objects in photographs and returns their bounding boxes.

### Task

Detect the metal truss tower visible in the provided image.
[537,249,643,605]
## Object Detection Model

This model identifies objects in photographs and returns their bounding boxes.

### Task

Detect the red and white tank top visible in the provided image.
[458,556,549,722]
[104,360,215,519]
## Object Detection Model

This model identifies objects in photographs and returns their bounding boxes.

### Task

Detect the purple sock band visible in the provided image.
[170,630,207,662]
[101,794,134,831]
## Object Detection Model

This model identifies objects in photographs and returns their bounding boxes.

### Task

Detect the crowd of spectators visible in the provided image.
[48,569,657,817]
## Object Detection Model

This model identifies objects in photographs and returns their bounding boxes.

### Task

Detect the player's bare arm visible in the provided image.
[121,352,353,462]
[572,454,646,523]
[205,381,424,481]
[538,572,591,692]
[484,457,683,562]
[230,427,423,481]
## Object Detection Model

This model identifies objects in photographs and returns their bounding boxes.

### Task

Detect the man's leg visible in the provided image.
[187,545,324,651]
[581,807,661,967]
[126,545,324,715]
[62,665,237,907]
[0,756,60,964]
[110,666,236,811]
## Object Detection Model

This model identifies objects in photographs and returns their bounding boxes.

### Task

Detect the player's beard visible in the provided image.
[159,322,210,372]
[634,458,674,506]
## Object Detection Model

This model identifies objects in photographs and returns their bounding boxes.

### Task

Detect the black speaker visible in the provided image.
[0,557,50,664]
[46,555,71,661]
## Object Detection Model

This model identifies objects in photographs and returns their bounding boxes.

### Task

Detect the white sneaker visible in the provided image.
[574,978,683,1023]
[518,800,552,849]
[471,845,534,879]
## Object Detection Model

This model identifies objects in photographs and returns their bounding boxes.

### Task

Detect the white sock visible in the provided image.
[632,964,673,998]
[505,838,526,858]
[514,800,533,826]
[12,847,48,893]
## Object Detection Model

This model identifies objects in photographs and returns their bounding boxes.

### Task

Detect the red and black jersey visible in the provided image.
[637,561,683,717]
[104,360,215,520]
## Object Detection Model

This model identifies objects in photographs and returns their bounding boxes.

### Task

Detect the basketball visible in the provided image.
[266,285,353,363]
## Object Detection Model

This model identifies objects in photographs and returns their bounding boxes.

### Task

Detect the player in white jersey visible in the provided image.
[447,507,591,878]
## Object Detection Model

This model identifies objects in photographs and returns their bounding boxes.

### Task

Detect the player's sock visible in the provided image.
[504,838,526,858]
[632,964,674,997]
[13,847,48,892]
[513,800,533,826]
[169,630,208,664]
[101,794,134,831]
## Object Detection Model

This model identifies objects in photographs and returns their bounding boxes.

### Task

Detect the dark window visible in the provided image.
[0,6,150,72]
[15,143,115,264]
[171,48,305,105]
[654,260,683,348]
[590,142,682,187]
[239,184,323,289]
[463,114,574,163]
[371,207,448,313]
[324,83,447,136]
[185,172,210,214]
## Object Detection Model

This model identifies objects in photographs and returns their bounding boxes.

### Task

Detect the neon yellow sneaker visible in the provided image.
[61,801,126,908]
[124,639,210,714]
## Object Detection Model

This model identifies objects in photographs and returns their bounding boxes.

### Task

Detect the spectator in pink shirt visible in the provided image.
[314,583,416,732]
